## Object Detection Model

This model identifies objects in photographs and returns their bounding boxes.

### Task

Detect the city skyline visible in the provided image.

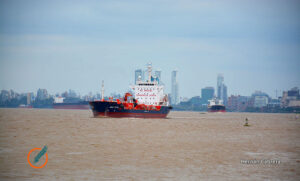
[0,68,298,99]
[0,0,299,98]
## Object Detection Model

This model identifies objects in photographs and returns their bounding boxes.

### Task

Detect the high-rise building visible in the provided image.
[217,74,228,106]
[27,92,34,105]
[201,87,214,105]
[171,70,179,105]
[167,93,172,105]
[37,89,48,100]
[223,84,228,106]
[27,93,31,105]
[0,90,10,102]
[154,70,161,84]
[135,69,144,84]
[217,74,224,99]
[68,89,77,98]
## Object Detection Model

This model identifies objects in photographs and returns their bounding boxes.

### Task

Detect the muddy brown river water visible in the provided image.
[0,108,299,180]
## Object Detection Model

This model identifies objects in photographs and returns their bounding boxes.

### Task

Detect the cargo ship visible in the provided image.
[89,64,172,118]
[207,98,226,112]
[53,97,90,109]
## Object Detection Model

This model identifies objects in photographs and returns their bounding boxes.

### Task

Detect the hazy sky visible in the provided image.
[0,0,299,98]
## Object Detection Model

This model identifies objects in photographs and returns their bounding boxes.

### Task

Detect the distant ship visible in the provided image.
[207,98,226,112]
[18,104,33,108]
[89,64,172,118]
[53,97,90,110]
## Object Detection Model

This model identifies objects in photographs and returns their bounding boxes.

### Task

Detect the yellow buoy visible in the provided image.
[244,118,250,127]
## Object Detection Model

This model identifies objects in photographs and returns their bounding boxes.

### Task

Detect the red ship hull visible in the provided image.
[208,110,226,113]
[89,101,172,119]
[93,111,169,118]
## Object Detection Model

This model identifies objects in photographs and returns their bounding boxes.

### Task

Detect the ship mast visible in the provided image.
[101,80,104,100]
[147,63,152,82]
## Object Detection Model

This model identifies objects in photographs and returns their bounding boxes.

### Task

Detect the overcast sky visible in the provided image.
[0,0,299,98]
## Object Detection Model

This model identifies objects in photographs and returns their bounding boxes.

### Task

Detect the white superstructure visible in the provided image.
[54,96,64,103]
[208,98,223,107]
[131,63,168,106]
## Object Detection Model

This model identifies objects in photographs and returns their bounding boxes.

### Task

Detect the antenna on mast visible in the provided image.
[101,80,104,100]
[147,62,152,82]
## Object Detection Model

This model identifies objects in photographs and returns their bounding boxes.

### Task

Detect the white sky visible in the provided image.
[0,0,299,98]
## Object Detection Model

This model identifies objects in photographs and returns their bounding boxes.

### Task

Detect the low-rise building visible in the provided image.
[251,91,269,108]
[228,95,250,112]
[280,87,300,107]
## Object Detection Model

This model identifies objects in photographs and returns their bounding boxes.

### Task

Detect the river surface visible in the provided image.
[0,108,299,180]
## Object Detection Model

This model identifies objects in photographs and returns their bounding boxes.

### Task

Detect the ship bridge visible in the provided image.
[131,64,167,106]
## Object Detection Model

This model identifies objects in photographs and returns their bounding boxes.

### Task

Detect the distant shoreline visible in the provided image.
[0,107,299,114]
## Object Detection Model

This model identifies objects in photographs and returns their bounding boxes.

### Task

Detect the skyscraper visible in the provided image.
[217,74,228,106]
[217,74,224,100]
[223,84,228,106]
[154,70,161,84]
[27,92,33,105]
[171,70,179,105]
[134,69,144,83]
[37,88,48,100]
[201,87,214,104]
